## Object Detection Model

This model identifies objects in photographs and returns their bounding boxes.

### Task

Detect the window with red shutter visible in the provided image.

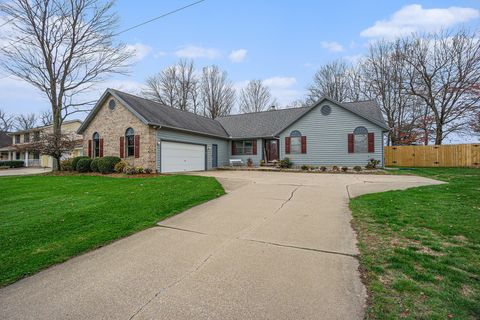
[368,133,375,153]
[231,142,236,155]
[285,137,291,154]
[134,135,140,158]
[348,134,354,153]
[301,136,307,154]
[252,140,257,155]
[99,139,104,157]
[88,140,92,157]
[119,136,125,158]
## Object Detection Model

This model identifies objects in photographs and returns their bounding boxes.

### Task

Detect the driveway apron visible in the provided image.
[0,171,442,320]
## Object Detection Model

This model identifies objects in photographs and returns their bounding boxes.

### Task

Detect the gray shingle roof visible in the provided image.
[111,90,229,138]
[216,99,388,138]
[79,90,388,138]
[340,100,387,129]
[216,107,311,138]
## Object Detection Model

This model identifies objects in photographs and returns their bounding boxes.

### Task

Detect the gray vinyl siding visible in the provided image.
[278,101,385,167]
[229,138,263,166]
[156,128,229,171]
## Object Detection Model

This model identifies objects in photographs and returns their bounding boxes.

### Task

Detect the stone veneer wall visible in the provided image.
[82,95,157,170]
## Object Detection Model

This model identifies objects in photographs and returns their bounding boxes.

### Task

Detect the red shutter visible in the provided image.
[99,139,104,157]
[120,136,125,158]
[252,140,257,155]
[348,134,354,153]
[301,136,307,154]
[231,142,236,155]
[88,140,92,157]
[285,137,291,154]
[368,132,375,153]
[134,135,140,158]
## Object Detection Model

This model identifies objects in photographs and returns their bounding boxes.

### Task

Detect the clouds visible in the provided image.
[320,41,344,52]
[229,49,247,63]
[125,43,152,62]
[361,4,480,39]
[174,45,221,59]
[235,77,303,107]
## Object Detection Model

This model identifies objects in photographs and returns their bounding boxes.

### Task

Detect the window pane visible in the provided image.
[290,137,301,154]
[355,134,368,153]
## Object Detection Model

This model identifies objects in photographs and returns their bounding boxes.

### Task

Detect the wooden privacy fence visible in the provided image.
[384,144,480,167]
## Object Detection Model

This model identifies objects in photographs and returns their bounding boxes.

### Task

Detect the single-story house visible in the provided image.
[1,120,84,167]
[78,89,389,173]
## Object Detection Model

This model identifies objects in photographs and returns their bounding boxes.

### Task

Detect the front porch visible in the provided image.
[0,146,41,167]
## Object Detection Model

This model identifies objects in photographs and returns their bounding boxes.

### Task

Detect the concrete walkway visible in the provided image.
[0,167,51,176]
[0,171,442,320]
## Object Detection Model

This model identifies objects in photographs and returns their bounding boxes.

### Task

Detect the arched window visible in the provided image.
[93,132,100,158]
[125,128,135,157]
[353,126,368,153]
[290,130,302,154]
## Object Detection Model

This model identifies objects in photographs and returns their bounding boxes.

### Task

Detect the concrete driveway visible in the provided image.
[0,171,442,320]
[0,167,51,176]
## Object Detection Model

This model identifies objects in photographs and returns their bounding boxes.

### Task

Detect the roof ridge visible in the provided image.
[110,89,220,123]
[218,105,311,119]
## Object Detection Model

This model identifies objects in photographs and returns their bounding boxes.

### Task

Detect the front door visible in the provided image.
[265,140,279,162]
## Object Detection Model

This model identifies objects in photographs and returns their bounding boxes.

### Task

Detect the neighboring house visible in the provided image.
[0,131,12,160]
[78,89,389,173]
[1,120,84,167]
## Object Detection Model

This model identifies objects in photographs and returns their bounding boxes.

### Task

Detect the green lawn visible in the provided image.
[0,174,224,287]
[350,168,480,319]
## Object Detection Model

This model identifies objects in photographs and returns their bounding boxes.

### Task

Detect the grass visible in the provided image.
[0,174,224,287]
[350,168,480,319]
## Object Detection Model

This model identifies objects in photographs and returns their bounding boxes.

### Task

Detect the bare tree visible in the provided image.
[30,131,79,169]
[143,59,200,113]
[14,113,37,131]
[0,108,14,132]
[306,60,360,103]
[361,40,425,145]
[40,109,53,126]
[471,111,480,134]
[0,0,133,170]
[239,80,273,113]
[200,65,235,119]
[401,29,480,144]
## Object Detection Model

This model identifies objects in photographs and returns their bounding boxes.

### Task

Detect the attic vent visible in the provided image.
[321,105,331,115]
[108,99,116,110]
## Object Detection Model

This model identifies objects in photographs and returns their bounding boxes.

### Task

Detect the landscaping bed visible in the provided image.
[0,174,224,287]
[350,168,480,319]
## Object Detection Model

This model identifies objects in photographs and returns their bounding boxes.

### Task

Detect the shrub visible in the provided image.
[125,166,138,175]
[72,156,89,171]
[301,164,309,171]
[0,160,25,168]
[136,166,144,174]
[60,159,73,171]
[353,166,362,172]
[97,156,121,174]
[366,158,381,170]
[76,158,93,172]
[144,168,153,174]
[277,157,292,169]
[90,157,101,172]
[341,166,348,172]
[320,166,327,172]
[332,165,339,172]
[114,160,128,173]
[259,160,265,166]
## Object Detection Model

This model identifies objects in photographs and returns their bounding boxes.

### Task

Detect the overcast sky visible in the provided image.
[0,0,479,142]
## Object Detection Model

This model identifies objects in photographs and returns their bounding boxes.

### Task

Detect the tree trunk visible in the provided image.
[434,125,443,145]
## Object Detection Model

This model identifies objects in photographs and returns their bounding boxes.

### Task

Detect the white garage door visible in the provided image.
[161,141,206,173]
